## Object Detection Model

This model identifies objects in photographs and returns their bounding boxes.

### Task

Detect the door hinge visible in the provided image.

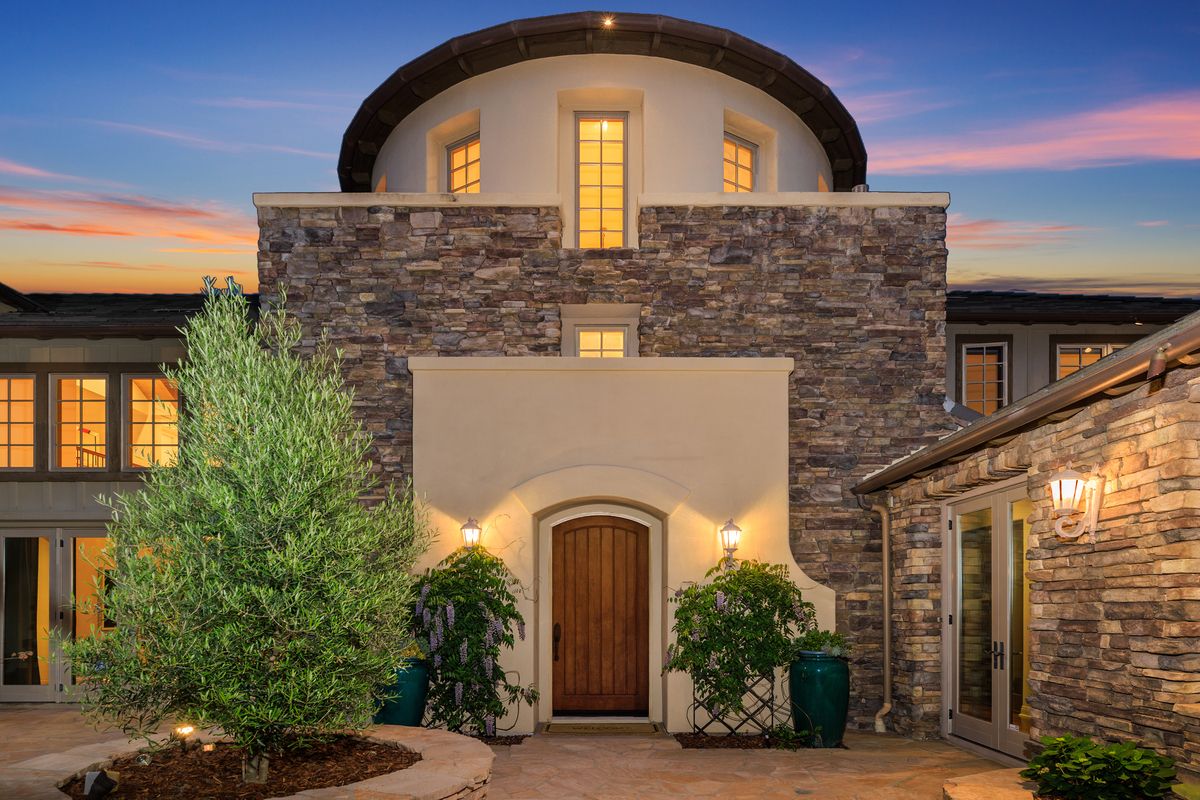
[948,613,953,625]
[948,708,954,720]
[947,519,953,531]
[59,611,64,621]
[59,539,65,548]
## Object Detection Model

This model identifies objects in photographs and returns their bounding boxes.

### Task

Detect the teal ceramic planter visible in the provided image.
[374,658,430,726]
[789,652,849,748]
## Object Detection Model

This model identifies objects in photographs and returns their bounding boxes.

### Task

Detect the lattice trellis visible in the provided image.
[689,672,790,735]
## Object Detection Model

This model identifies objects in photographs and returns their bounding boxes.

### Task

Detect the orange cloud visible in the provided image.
[872,91,1200,173]
[1136,220,1170,227]
[0,185,255,246]
[947,214,1090,250]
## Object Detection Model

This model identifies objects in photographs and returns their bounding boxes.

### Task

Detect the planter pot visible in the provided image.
[788,652,849,748]
[373,658,430,726]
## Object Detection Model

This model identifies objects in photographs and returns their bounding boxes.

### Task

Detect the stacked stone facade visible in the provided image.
[884,361,1200,777]
[257,200,953,729]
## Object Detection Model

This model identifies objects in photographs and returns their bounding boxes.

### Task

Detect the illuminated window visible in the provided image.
[55,376,107,469]
[961,343,1007,415]
[577,114,625,248]
[447,134,480,194]
[0,376,35,469]
[1055,343,1128,380]
[723,134,755,192]
[577,327,627,358]
[126,376,179,468]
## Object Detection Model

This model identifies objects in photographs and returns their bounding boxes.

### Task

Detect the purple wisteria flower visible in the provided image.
[454,682,464,705]
[434,613,444,638]
[422,607,431,628]
[674,587,684,599]
[484,714,496,737]
[516,620,526,641]
[429,628,441,651]
[707,653,718,669]
[483,655,494,679]
[421,583,431,598]
[460,639,469,663]
[715,591,726,612]
[484,627,494,648]
[433,653,442,668]
[445,602,455,628]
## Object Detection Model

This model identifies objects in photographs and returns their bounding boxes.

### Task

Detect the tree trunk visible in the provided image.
[242,753,269,784]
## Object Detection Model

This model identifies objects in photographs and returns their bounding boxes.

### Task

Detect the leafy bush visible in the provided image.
[793,629,851,658]
[413,548,537,736]
[1019,734,1176,800]
[64,287,431,781]
[664,560,815,714]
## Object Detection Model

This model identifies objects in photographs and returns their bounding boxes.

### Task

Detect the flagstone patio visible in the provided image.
[0,704,1008,799]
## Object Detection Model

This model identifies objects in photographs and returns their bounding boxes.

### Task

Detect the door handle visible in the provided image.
[553,623,562,661]
[992,641,1005,670]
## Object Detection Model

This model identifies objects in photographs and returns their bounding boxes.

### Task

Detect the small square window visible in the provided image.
[577,327,626,358]
[447,134,480,194]
[723,133,756,193]
[54,376,108,469]
[125,375,180,469]
[960,344,1007,415]
[0,376,35,469]
[560,304,641,358]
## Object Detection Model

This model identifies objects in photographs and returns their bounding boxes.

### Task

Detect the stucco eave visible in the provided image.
[407,356,796,374]
[252,192,563,209]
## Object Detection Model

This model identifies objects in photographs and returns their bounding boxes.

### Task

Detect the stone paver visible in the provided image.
[488,731,1006,800]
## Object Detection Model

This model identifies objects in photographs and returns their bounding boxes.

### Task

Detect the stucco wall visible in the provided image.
[256,194,953,730]
[882,362,1200,777]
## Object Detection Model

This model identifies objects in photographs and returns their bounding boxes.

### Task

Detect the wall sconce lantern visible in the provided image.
[460,517,482,549]
[719,518,742,568]
[1048,465,1105,539]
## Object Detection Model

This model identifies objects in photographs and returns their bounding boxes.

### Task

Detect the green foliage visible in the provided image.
[1019,734,1177,800]
[413,548,537,736]
[793,629,851,659]
[765,723,813,751]
[64,289,431,761]
[663,560,815,714]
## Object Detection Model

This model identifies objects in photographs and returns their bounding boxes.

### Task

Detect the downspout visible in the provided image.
[861,496,892,732]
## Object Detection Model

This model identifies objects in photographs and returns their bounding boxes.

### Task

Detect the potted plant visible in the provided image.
[373,641,431,726]
[789,629,850,747]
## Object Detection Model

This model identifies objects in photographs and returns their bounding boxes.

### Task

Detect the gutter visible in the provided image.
[853,309,1200,495]
[869,500,892,732]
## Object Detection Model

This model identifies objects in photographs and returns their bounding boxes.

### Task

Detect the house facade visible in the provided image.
[1,10,1197,768]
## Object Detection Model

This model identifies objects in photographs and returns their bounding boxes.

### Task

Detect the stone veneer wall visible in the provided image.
[883,362,1200,777]
[257,201,953,729]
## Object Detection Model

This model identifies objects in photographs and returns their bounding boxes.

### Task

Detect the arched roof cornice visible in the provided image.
[338,11,867,191]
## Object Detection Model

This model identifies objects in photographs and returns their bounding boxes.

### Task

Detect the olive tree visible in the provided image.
[65,283,430,782]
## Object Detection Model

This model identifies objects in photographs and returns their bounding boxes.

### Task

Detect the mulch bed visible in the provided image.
[60,736,419,800]
[476,734,527,746]
[675,732,771,749]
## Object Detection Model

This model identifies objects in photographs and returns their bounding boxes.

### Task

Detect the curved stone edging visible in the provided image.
[5,725,492,800]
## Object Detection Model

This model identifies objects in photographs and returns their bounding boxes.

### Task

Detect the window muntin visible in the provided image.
[576,114,626,249]
[576,327,627,358]
[723,134,756,193]
[1055,343,1128,380]
[961,343,1007,416]
[54,376,107,469]
[447,134,480,194]
[0,376,34,469]
[125,376,179,469]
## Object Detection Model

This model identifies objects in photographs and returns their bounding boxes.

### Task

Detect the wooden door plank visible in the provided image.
[613,527,627,697]
[588,525,602,696]
[552,528,564,707]
[636,525,649,706]
[601,525,615,696]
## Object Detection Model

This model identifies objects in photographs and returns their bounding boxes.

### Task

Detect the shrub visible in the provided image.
[1019,734,1176,800]
[64,286,431,782]
[413,548,537,736]
[664,560,815,715]
[793,629,851,658]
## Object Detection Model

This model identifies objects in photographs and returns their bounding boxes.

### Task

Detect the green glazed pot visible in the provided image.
[789,652,849,747]
[373,658,430,726]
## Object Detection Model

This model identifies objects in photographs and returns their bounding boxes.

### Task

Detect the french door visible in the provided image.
[0,528,109,701]
[948,486,1033,756]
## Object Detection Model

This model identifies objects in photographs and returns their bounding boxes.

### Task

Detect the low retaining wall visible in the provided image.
[2,725,492,800]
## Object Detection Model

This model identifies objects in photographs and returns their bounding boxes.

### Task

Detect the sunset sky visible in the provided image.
[1,1,1197,296]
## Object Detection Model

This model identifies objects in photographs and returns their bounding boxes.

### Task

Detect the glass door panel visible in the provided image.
[1003,496,1035,753]
[954,504,995,746]
[1,533,53,700]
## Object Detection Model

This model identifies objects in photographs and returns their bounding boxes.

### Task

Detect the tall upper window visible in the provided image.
[723,134,756,193]
[447,134,480,194]
[0,376,34,469]
[126,376,179,468]
[961,343,1007,416]
[1056,343,1128,380]
[576,327,627,358]
[54,376,107,469]
[577,114,625,248]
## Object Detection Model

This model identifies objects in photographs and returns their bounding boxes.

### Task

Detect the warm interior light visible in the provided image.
[1049,467,1087,515]
[719,519,742,554]
[461,517,482,549]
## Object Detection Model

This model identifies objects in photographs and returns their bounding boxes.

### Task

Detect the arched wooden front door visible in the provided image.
[551,515,649,714]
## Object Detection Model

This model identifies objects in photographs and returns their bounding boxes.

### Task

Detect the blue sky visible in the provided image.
[1,1,1197,293]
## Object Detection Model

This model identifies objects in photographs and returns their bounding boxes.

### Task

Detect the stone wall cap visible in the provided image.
[408,356,796,374]
[638,191,951,209]
[253,192,563,209]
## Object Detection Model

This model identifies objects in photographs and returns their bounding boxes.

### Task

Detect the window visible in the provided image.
[961,343,1008,415]
[447,134,480,194]
[1055,343,1128,380]
[723,133,756,192]
[125,376,179,468]
[577,113,625,248]
[577,328,626,358]
[0,376,34,469]
[54,376,107,469]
